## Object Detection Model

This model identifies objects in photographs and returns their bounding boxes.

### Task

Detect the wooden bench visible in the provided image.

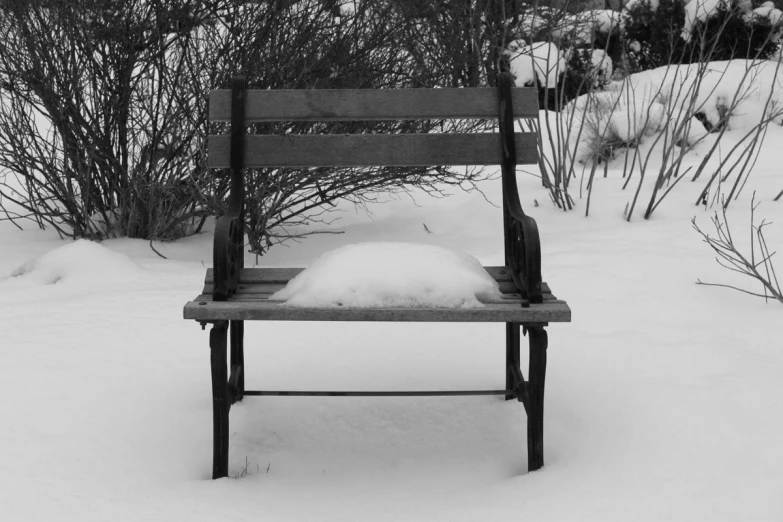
[183,73,571,479]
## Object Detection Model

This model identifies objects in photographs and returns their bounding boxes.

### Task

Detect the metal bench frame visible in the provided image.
[184,73,571,479]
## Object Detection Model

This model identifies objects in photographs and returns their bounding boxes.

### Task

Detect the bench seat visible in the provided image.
[185,266,571,323]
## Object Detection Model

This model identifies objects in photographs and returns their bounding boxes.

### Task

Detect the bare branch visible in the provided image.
[692,193,783,304]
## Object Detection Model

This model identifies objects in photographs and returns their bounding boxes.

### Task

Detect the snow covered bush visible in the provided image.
[622,0,779,72]
[506,38,616,110]
[564,90,669,164]
[560,59,783,219]
[515,5,621,48]
[507,40,566,88]
[509,6,622,110]
[508,5,623,207]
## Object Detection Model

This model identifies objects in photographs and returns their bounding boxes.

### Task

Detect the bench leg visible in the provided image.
[210,321,230,479]
[526,325,548,472]
[230,320,244,402]
[505,322,520,401]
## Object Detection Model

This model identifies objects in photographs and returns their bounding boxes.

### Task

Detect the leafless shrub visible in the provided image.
[207,0,513,255]
[692,193,782,304]
[512,3,783,220]
[0,0,525,254]
[0,0,218,240]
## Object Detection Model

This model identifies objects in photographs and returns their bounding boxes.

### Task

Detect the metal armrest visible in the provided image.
[497,72,543,304]
[212,76,247,301]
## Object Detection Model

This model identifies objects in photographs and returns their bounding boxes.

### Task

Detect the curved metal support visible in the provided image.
[213,76,246,301]
[497,72,543,304]
[213,212,244,300]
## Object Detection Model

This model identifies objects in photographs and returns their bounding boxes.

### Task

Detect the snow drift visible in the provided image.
[271,242,502,308]
[9,239,142,285]
[563,59,783,163]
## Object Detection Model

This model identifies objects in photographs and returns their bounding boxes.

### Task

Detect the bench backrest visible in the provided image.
[207,81,539,169]
[206,76,543,304]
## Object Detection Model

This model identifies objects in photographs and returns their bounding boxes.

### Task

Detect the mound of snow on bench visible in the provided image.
[10,239,141,285]
[271,242,502,308]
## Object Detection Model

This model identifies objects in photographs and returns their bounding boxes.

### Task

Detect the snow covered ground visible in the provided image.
[2,117,783,519]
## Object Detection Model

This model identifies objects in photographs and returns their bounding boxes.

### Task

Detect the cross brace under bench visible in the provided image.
[184,74,571,479]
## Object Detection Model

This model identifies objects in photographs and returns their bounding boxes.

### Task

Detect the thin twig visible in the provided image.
[149,239,168,260]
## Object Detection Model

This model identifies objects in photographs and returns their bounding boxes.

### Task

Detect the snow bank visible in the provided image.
[9,239,141,285]
[615,60,783,131]
[563,60,783,163]
[564,90,669,162]
[271,242,502,308]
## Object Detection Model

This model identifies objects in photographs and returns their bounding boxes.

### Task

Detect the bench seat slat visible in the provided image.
[207,133,537,168]
[183,297,570,323]
[208,88,539,122]
[186,266,569,323]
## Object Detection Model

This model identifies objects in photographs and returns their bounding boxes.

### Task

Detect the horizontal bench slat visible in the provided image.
[203,267,551,293]
[209,88,539,121]
[183,298,570,323]
[242,390,511,397]
[207,133,537,168]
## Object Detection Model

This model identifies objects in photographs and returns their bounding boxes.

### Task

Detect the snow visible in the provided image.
[564,90,669,162]
[507,41,564,88]
[615,60,783,131]
[561,59,783,162]
[515,9,615,47]
[624,0,661,13]
[682,0,730,42]
[2,64,783,521]
[506,47,538,87]
[753,5,783,32]
[754,6,774,18]
[588,9,619,34]
[590,49,613,86]
[9,239,142,286]
[270,242,502,308]
[517,10,549,36]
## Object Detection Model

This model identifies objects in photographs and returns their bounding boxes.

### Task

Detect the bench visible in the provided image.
[183,73,571,479]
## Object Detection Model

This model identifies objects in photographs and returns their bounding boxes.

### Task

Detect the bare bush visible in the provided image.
[203,0,513,255]
[511,1,783,219]
[0,0,527,254]
[0,0,221,240]
[693,193,782,304]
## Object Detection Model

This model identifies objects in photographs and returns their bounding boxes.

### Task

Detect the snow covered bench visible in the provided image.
[183,74,571,479]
